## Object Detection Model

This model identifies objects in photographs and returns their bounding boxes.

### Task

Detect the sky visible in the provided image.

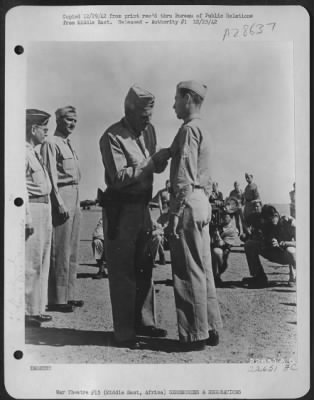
[27,41,295,203]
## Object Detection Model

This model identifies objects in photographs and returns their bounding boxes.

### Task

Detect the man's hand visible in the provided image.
[166,214,179,240]
[217,240,225,248]
[154,160,168,173]
[152,148,171,165]
[58,204,70,223]
[271,238,279,247]
[25,223,34,239]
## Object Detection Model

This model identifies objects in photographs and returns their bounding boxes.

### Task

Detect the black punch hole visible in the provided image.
[14,197,24,207]
[14,350,23,360]
[14,45,24,55]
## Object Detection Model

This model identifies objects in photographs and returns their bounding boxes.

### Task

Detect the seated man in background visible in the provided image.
[149,219,166,266]
[91,217,107,279]
[209,181,224,206]
[152,180,171,215]
[243,204,296,288]
[211,210,238,287]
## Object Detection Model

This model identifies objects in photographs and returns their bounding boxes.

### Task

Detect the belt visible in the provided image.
[58,182,78,188]
[169,184,204,194]
[192,185,205,191]
[29,195,49,203]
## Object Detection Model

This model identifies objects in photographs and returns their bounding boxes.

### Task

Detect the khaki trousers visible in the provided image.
[25,202,52,315]
[49,185,81,304]
[170,190,223,343]
[244,239,296,277]
[103,203,156,342]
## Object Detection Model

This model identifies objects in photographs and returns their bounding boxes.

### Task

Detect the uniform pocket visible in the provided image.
[182,191,210,229]
[31,165,46,186]
[62,157,76,175]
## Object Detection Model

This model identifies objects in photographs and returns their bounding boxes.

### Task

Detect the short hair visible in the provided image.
[261,204,279,219]
[178,88,203,105]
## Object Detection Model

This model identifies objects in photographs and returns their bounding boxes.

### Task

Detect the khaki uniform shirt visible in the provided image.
[169,115,213,216]
[41,131,81,209]
[229,189,244,205]
[26,143,52,197]
[244,183,260,203]
[99,118,156,195]
[25,142,52,224]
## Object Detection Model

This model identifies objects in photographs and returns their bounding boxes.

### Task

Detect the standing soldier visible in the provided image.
[228,181,244,235]
[99,85,170,349]
[41,106,83,312]
[168,81,223,351]
[289,182,296,218]
[243,173,261,222]
[25,109,53,327]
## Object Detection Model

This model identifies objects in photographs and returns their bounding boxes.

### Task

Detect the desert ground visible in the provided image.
[25,207,297,364]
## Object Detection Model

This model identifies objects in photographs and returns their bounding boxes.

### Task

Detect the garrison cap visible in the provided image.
[26,109,51,126]
[124,85,155,114]
[55,105,77,120]
[177,80,207,99]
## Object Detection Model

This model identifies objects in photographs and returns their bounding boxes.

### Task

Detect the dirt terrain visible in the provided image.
[25,208,297,364]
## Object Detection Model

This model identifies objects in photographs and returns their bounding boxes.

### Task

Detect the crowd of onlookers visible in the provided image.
[91,175,296,289]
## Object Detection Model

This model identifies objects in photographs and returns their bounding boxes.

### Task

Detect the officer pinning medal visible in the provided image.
[24,81,296,353]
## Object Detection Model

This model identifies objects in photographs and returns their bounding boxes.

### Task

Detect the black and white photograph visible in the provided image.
[4,5,310,399]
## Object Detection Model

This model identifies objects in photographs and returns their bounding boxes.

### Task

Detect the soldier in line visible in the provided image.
[99,85,170,349]
[168,80,223,351]
[41,106,83,313]
[25,109,53,327]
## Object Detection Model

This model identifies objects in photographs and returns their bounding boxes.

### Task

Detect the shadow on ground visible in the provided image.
[79,263,98,267]
[25,327,182,352]
[26,327,113,346]
[154,279,173,286]
[77,272,108,279]
[216,280,291,290]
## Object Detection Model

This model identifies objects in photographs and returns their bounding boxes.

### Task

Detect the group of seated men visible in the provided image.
[91,180,296,290]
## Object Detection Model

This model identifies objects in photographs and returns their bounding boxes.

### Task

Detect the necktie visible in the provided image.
[67,139,78,160]
[67,139,81,180]
[67,139,74,155]
[35,150,45,170]
[136,135,148,158]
